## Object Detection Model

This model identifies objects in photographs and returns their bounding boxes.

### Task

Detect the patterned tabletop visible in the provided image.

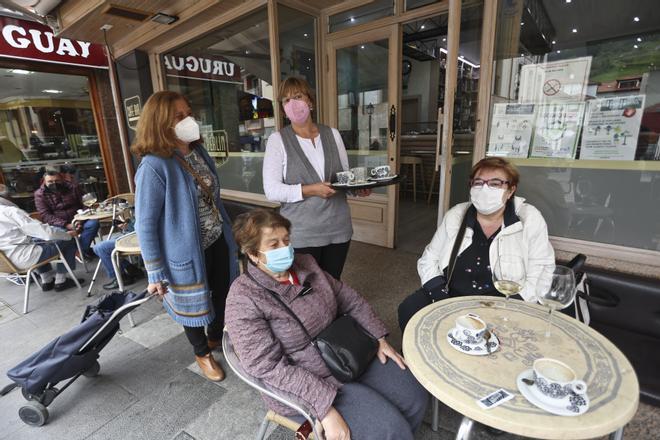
[73,207,131,222]
[402,296,639,439]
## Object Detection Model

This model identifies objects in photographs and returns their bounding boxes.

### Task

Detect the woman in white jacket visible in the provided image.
[398,157,555,330]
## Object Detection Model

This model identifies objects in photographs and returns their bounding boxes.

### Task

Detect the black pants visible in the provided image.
[183,236,230,357]
[295,241,350,280]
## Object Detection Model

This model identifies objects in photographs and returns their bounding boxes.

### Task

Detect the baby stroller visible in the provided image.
[1,290,151,426]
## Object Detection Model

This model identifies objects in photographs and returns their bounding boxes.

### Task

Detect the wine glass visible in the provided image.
[537,265,576,337]
[82,192,97,209]
[492,254,526,321]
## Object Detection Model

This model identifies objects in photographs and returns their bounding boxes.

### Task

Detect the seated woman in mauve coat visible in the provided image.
[225,209,427,440]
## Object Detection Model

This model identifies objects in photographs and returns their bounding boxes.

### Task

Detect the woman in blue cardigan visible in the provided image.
[132,91,239,381]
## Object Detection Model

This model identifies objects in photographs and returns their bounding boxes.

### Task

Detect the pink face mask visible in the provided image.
[283,99,311,124]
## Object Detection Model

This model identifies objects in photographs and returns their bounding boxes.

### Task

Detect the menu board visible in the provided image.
[580,95,646,161]
[530,102,585,159]
[487,103,535,158]
[519,57,592,103]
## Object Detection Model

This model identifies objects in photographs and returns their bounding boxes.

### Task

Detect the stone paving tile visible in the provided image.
[120,313,183,350]
[86,369,224,440]
[0,374,137,440]
[0,300,20,326]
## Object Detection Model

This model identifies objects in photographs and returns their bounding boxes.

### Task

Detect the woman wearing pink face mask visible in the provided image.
[263,77,370,280]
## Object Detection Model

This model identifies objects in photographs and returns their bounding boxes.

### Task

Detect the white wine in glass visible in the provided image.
[492,254,525,321]
[537,265,576,337]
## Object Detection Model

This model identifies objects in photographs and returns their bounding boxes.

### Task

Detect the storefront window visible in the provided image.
[329,0,394,33]
[405,0,441,11]
[278,5,316,90]
[163,8,273,195]
[487,0,660,251]
[0,67,107,211]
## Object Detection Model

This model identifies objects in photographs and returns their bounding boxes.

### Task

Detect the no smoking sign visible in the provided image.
[543,79,561,96]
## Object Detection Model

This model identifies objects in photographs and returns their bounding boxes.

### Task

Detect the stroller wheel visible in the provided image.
[83,361,100,377]
[18,401,49,426]
[21,387,35,401]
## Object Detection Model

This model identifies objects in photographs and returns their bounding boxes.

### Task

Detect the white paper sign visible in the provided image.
[487,103,535,158]
[530,102,585,159]
[519,57,592,103]
[580,95,645,161]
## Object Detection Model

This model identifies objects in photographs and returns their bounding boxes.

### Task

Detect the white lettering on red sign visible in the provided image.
[2,24,91,58]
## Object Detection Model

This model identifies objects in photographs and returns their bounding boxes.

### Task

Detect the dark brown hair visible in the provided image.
[469,157,520,188]
[131,91,191,158]
[233,209,292,257]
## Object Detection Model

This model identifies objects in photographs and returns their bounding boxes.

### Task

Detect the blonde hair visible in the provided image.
[278,77,315,107]
[131,91,189,158]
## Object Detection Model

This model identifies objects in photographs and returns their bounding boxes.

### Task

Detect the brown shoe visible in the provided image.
[207,338,221,351]
[195,353,225,382]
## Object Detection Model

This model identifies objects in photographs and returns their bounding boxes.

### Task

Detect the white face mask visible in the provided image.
[174,116,200,144]
[470,186,506,215]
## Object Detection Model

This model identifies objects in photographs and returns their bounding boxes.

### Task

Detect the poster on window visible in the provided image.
[519,57,592,103]
[579,95,646,161]
[487,103,535,158]
[530,102,585,159]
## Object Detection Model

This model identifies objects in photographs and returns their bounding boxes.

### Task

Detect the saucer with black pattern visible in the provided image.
[445,328,499,356]
[516,369,590,416]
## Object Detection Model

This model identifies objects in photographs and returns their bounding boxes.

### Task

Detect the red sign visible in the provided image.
[162,54,242,84]
[0,16,107,69]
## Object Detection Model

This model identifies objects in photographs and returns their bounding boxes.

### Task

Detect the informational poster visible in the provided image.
[580,95,646,160]
[530,102,585,159]
[519,57,592,103]
[487,103,535,158]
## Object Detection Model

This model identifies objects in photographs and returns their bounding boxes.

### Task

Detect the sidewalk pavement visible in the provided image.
[0,242,657,440]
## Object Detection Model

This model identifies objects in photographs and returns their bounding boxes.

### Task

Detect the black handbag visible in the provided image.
[246,271,378,383]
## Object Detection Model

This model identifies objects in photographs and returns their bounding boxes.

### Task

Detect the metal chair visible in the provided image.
[0,243,81,314]
[222,330,324,440]
[30,211,88,273]
[110,232,142,327]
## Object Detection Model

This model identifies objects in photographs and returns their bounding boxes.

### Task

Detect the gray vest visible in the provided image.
[279,124,353,248]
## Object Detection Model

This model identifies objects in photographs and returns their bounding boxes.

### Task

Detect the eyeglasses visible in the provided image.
[470,178,510,189]
[282,93,305,104]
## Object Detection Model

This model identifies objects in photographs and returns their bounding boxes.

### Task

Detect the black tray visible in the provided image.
[331,175,403,190]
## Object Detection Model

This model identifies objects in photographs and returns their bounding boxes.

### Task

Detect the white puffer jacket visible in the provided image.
[417,196,555,302]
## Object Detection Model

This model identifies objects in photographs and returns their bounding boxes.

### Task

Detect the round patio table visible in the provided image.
[402,296,639,440]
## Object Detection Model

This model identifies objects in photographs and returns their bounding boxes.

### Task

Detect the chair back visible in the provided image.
[0,250,20,274]
[107,193,135,205]
[29,211,42,222]
[222,331,323,439]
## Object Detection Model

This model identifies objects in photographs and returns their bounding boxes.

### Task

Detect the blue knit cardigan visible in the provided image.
[134,144,239,327]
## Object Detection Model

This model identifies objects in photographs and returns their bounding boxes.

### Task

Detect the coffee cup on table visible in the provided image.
[370,165,391,178]
[532,358,587,405]
[336,171,355,185]
[350,167,367,183]
[452,313,487,344]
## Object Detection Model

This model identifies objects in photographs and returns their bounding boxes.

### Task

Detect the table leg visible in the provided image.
[431,397,439,432]
[609,427,624,440]
[455,416,474,440]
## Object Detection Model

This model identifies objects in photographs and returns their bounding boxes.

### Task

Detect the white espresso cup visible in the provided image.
[350,167,368,183]
[532,358,587,405]
[336,171,355,185]
[370,165,391,178]
[452,313,487,344]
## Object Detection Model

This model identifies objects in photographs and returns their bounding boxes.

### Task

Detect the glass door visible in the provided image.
[327,26,400,248]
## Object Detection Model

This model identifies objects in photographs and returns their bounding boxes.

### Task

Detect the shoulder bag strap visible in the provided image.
[245,269,314,343]
[444,208,470,292]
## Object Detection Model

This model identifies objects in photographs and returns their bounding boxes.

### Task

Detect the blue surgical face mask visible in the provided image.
[259,244,294,273]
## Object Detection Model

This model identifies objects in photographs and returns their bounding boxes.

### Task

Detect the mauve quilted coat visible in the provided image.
[225,254,388,419]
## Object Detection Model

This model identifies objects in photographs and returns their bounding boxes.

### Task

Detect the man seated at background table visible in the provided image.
[34,169,99,259]
[0,184,82,291]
